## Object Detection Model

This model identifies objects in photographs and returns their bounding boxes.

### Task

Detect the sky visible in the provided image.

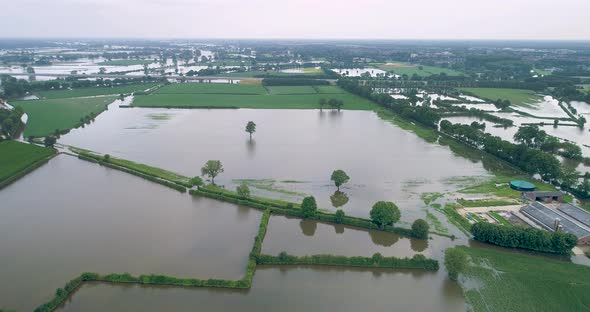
[1,0,589,40]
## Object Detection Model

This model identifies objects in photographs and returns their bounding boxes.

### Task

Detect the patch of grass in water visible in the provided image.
[458,245,590,312]
[146,113,172,120]
[424,209,449,234]
[421,192,444,205]
[233,179,306,196]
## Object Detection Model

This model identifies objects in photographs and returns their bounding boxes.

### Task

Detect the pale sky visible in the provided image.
[1,0,589,40]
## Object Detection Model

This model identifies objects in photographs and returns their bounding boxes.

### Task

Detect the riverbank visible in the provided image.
[0,140,56,189]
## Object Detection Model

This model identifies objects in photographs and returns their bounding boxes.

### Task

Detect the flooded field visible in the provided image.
[0,155,262,311]
[262,215,459,258]
[60,104,491,220]
[56,266,466,312]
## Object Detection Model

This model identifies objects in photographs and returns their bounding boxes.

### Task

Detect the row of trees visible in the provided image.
[514,125,582,160]
[319,98,344,111]
[471,222,577,254]
[0,105,24,138]
[440,120,562,182]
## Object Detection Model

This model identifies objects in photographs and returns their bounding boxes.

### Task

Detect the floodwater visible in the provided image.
[56,266,466,312]
[0,155,262,312]
[262,215,459,258]
[60,105,491,220]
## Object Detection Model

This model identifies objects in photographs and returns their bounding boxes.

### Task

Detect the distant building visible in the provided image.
[523,191,564,203]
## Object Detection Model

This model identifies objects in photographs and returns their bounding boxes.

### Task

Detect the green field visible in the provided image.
[155,83,266,95]
[36,83,158,99]
[133,92,376,110]
[459,88,542,107]
[376,62,463,76]
[97,59,155,66]
[266,86,318,95]
[15,96,117,137]
[316,85,346,94]
[0,140,55,184]
[459,246,590,312]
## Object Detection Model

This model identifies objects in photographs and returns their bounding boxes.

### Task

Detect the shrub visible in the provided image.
[189,176,204,186]
[237,183,250,199]
[335,209,345,224]
[444,247,467,281]
[411,219,429,239]
[301,196,318,218]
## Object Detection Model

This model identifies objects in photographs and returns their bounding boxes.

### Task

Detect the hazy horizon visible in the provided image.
[2,0,589,40]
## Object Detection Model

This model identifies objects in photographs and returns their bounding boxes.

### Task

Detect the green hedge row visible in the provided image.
[257,253,439,271]
[191,187,419,238]
[78,154,187,193]
[242,208,271,286]
[78,151,192,188]
[33,270,250,312]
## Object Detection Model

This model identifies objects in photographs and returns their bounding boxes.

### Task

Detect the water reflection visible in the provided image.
[58,267,466,312]
[245,139,256,158]
[368,230,400,247]
[330,191,349,208]
[300,219,317,236]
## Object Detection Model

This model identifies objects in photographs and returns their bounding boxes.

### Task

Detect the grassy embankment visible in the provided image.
[36,83,158,99]
[71,148,193,191]
[459,246,590,312]
[13,96,117,137]
[97,59,155,66]
[133,83,376,110]
[0,141,56,189]
[375,62,463,76]
[459,88,542,107]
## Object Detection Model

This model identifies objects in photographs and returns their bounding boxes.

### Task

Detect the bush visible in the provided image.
[335,209,345,224]
[189,176,204,186]
[411,219,429,239]
[301,196,318,218]
[237,183,250,199]
[444,247,467,281]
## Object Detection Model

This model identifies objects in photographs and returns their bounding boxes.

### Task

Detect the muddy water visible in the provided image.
[56,266,466,312]
[0,155,262,312]
[60,106,490,221]
[262,214,459,257]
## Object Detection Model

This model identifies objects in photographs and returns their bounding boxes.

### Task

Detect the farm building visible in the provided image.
[523,191,564,203]
[558,203,590,228]
[521,202,590,245]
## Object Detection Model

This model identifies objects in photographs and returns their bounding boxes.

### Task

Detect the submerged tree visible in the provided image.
[444,247,467,281]
[245,121,256,140]
[201,160,224,185]
[369,201,401,228]
[330,169,350,191]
